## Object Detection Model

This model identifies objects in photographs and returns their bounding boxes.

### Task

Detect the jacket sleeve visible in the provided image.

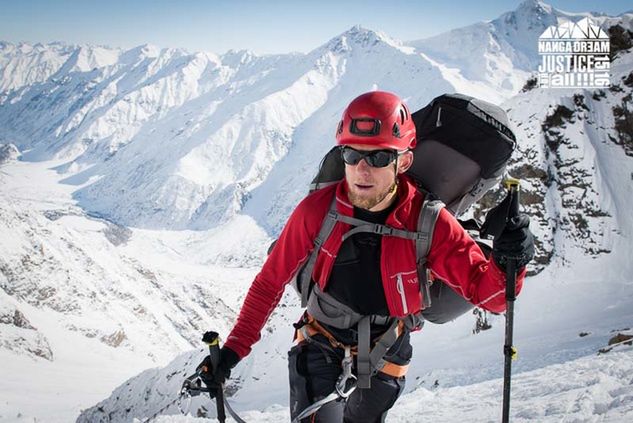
[426,207,526,313]
[223,196,324,359]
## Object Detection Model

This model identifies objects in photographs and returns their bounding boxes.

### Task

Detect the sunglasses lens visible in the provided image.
[366,151,396,167]
[341,147,397,168]
[341,148,363,165]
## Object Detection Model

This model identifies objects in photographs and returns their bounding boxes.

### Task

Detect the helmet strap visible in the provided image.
[391,155,400,193]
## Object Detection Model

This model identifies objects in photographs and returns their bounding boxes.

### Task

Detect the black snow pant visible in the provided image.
[288,332,411,423]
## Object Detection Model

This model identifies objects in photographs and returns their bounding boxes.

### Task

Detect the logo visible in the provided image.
[537,17,610,89]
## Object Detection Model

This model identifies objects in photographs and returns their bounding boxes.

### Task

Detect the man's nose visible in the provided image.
[355,157,372,172]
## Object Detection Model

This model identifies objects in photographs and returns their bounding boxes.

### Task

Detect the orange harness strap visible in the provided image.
[295,315,409,378]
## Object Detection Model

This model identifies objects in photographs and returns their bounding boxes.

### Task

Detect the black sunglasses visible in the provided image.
[340,146,399,168]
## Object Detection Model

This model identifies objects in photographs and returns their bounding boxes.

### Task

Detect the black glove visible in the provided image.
[492,214,535,271]
[197,346,240,396]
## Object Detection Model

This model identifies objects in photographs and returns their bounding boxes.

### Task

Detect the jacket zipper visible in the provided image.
[396,274,408,315]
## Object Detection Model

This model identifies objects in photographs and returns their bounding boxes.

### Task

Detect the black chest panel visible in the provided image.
[326,205,394,317]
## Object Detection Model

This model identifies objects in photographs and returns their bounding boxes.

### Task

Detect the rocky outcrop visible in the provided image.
[0,143,19,164]
[0,299,53,360]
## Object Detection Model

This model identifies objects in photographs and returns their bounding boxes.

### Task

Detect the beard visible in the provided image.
[348,180,398,210]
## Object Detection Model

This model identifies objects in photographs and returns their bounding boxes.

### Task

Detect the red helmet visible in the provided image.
[336,91,416,150]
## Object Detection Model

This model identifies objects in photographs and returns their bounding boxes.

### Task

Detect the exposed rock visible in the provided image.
[540,98,612,259]
[608,25,633,60]
[0,311,54,361]
[608,333,633,346]
[100,329,127,348]
[521,75,538,93]
[612,96,633,157]
[542,105,574,132]
[598,332,633,354]
[12,309,35,329]
[103,223,132,246]
[0,143,20,164]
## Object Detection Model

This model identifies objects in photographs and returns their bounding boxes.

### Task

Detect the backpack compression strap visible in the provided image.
[416,198,443,309]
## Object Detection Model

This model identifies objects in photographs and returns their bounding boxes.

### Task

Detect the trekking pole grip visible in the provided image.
[505,177,520,300]
[202,331,226,423]
[504,177,520,219]
[203,331,221,371]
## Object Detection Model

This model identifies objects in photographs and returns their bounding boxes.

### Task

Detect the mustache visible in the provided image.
[350,178,375,185]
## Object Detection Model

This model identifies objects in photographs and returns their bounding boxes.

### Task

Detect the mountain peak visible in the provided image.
[516,0,554,16]
[221,49,256,63]
[323,25,397,54]
[343,25,390,44]
[118,43,161,65]
[499,0,559,31]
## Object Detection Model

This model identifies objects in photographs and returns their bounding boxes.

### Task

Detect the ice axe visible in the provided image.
[143,333,246,423]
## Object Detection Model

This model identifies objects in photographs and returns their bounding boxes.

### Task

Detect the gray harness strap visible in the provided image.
[307,286,400,389]
[416,198,443,308]
[368,313,421,377]
[357,316,372,388]
[367,319,399,376]
[360,314,421,388]
[296,193,444,388]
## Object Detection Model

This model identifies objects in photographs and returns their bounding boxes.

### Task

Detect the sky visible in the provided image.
[1,0,631,55]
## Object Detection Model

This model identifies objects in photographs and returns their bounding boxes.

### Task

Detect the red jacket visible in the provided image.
[224,176,525,358]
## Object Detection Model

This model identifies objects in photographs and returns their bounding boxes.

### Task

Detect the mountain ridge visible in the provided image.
[1,2,633,421]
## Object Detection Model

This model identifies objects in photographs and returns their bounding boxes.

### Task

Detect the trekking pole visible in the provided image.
[203,331,227,423]
[501,177,520,423]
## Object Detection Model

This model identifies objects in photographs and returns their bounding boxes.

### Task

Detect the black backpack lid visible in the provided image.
[412,94,516,179]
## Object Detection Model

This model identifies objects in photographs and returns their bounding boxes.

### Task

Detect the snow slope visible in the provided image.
[76,342,633,423]
[0,157,273,422]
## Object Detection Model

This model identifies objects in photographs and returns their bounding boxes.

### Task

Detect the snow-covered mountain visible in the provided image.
[0,27,463,232]
[410,0,633,93]
[1,0,633,422]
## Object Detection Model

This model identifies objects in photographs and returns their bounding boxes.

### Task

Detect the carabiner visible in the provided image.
[335,346,357,398]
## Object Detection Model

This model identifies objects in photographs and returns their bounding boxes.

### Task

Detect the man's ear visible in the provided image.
[397,151,414,174]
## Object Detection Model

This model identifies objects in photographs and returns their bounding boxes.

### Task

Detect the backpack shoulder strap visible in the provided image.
[297,195,338,307]
[298,193,443,309]
[416,197,444,309]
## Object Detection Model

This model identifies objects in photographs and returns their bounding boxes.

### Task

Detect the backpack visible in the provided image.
[290,93,516,324]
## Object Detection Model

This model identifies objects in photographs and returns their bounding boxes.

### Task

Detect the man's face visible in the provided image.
[343,144,412,211]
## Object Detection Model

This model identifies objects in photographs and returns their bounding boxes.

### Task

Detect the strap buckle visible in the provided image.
[372,224,394,236]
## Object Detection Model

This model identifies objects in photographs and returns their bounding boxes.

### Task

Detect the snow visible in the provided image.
[1,1,633,422]
[391,346,633,422]
[0,158,268,422]
[85,342,633,423]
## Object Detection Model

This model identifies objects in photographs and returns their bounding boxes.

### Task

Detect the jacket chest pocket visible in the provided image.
[389,270,420,316]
